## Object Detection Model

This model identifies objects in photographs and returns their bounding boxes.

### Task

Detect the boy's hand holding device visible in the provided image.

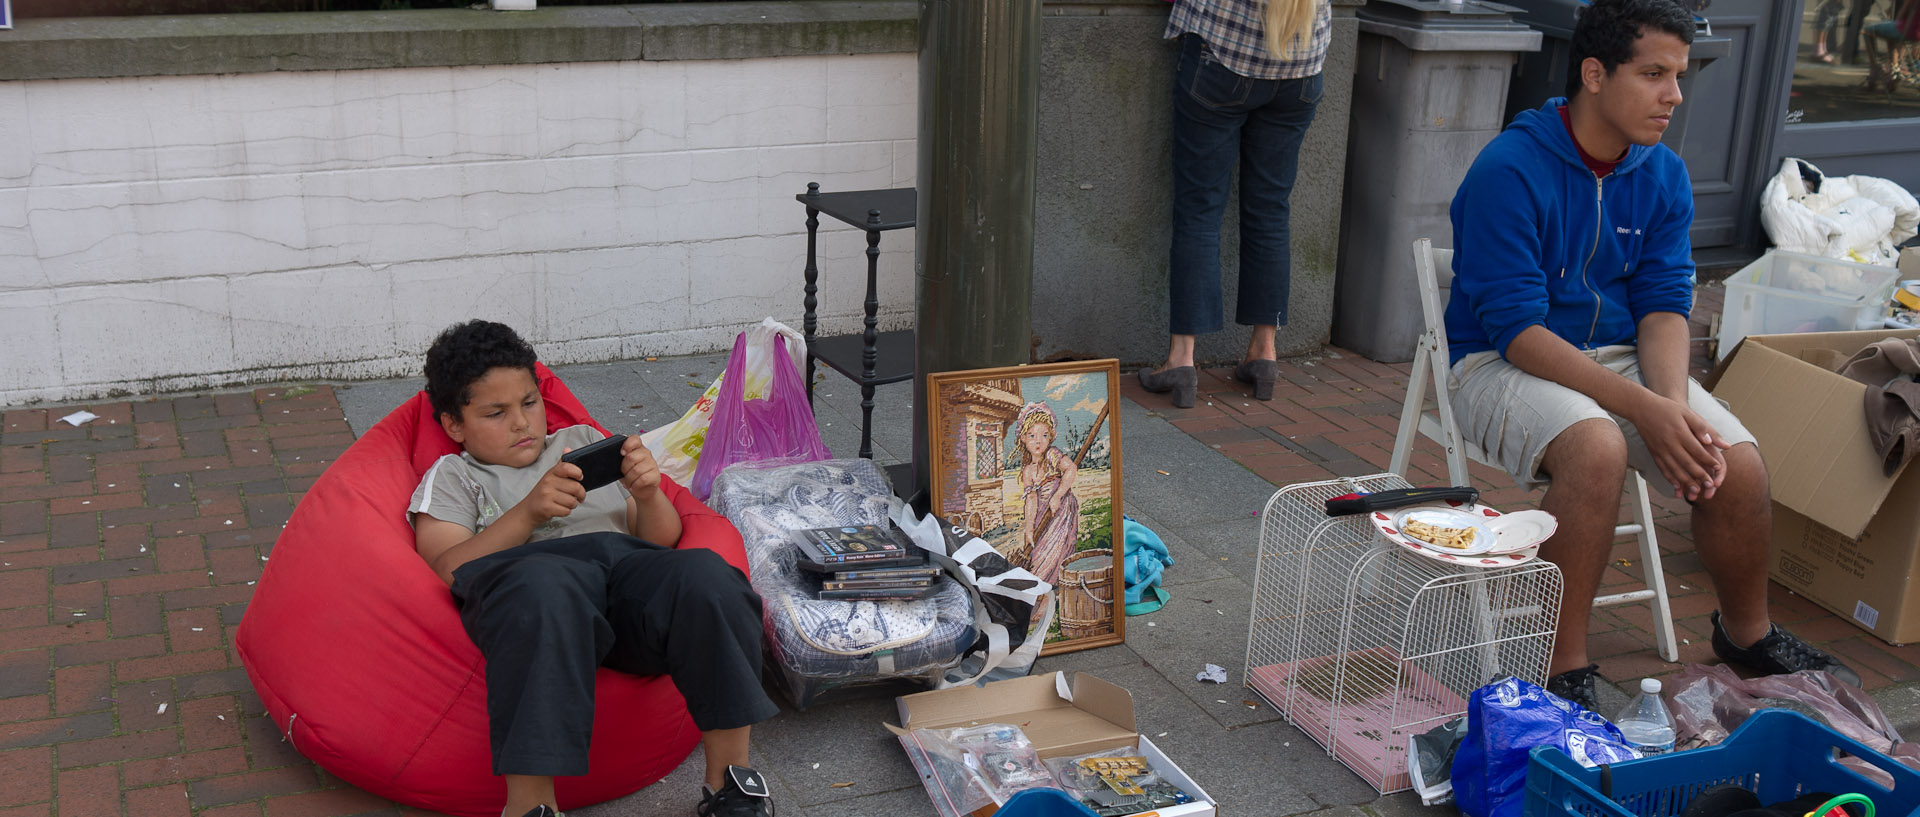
[520,457,588,525]
[617,436,664,499]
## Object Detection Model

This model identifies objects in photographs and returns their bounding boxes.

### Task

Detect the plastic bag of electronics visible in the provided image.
[709,459,974,708]
[1047,746,1200,816]
[708,458,1052,708]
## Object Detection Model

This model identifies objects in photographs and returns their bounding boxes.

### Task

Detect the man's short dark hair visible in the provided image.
[1565,0,1695,96]
[424,320,539,422]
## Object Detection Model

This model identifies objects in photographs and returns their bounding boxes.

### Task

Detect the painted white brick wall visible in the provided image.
[1,53,918,404]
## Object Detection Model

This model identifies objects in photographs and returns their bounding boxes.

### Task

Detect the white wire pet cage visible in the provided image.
[1244,473,1562,794]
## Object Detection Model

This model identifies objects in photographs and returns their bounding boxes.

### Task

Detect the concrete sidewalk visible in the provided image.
[6,285,1920,816]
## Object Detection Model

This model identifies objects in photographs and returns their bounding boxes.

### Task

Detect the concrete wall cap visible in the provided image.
[0,0,920,81]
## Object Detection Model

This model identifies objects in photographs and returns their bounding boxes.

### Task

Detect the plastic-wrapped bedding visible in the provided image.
[711,459,977,708]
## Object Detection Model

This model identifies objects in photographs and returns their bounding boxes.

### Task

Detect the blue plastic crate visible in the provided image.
[1524,710,1920,817]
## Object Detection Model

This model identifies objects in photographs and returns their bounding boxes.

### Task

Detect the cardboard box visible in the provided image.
[1708,329,1920,643]
[888,672,1216,817]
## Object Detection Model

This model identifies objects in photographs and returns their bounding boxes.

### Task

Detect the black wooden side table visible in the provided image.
[796,183,916,470]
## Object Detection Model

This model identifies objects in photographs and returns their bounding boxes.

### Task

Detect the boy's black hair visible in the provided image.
[1565,0,1695,96]
[423,320,539,422]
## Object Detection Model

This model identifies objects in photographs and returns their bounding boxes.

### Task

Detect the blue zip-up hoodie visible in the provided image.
[1445,98,1696,364]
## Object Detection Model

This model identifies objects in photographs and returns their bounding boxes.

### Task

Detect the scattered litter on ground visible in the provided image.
[1157,732,1168,737]
[1147,622,1156,627]
[217,715,225,721]
[191,627,204,632]
[157,703,168,715]
[1216,700,1228,704]
[811,763,819,770]
[60,411,98,426]
[1243,700,1260,709]
[1197,664,1228,684]
[830,782,855,789]
[1156,470,1170,476]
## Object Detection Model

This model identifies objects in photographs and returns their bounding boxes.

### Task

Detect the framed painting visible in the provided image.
[926,359,1124,655]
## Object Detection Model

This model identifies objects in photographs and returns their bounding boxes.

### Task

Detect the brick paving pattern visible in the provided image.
[5,286,1916,815]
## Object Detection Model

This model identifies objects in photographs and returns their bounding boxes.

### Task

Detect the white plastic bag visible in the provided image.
[640,318,808,484]
[1761,157,1920,266]
[889,499,1054,688]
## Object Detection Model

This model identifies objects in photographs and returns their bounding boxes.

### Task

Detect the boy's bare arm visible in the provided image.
[620,436,683,547]
[416,459,588,586]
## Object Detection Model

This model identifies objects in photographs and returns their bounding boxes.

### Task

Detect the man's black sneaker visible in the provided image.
[1545,664,1603,712]
[1711,610,1862,686]
[697,765,774,817]
[516,807,559,817]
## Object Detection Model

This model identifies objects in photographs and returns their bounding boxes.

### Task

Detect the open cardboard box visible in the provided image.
[887,672,1216,817]
[1707,328,1920,643]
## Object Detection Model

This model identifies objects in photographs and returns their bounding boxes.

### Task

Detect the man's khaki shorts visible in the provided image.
[1448,345,1757,496]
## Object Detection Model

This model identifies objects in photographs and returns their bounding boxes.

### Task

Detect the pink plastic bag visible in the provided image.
[689,332,831,500]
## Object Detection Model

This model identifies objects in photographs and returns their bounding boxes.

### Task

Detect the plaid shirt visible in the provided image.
[1166,0,1332,80]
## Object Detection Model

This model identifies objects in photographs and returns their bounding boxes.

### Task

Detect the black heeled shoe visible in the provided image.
[1234,359,1278,401]
[1137,366,1198,409]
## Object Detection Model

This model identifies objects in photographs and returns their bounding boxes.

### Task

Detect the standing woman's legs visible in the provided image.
[1234,71,1322,364]
[1164,35,1255,371]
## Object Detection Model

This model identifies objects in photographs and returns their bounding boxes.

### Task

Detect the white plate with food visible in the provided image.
[1485,509,1557,554]
[1383,507,1498,555]
[1370,503,1542,568]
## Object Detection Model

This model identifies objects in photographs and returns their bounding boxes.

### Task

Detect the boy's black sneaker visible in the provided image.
[697,765,774,817]
[1545,664,1603,713]
[516,807,559,817]
[1711,611,1861,686]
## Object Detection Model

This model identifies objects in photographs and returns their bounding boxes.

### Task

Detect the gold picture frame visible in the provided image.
[926,360,1124,655]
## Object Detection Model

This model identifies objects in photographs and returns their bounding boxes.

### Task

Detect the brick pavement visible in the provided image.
[6,284,1920,815]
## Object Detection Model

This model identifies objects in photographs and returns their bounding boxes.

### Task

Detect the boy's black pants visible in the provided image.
[449,531,777,776]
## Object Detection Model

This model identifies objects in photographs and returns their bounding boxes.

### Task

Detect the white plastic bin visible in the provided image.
[1715,250,1900,359]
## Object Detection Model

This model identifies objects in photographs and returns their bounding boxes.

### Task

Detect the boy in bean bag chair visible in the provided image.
[236,320,778,817]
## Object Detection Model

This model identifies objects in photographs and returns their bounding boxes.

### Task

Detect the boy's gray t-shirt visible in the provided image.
[408,424,630,541]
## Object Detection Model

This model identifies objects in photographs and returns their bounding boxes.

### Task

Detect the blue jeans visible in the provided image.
[1168,34,1323,336]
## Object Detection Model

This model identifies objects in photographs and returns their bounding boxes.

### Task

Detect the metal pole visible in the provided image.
[912,0,1041,505]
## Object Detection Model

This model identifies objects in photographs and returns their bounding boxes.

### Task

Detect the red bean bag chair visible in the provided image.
[236,365,748,817]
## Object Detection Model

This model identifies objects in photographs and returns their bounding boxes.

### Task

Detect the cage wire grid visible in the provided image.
[1245,474,1562,793]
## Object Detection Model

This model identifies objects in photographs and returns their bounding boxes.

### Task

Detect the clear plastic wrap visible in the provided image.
[1669,662,1920,784]
[1045,746,1197,816]
[709,459,977,708]
[899,723,1057,817]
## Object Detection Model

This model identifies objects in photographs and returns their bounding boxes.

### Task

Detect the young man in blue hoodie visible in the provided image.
[1447,0,1858,710]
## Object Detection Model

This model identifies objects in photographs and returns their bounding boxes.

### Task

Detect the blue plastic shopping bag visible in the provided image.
[1452,677,1638,817]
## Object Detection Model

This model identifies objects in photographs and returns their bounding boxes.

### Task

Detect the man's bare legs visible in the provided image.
[1691,442,1771,647]
[499,726,752,816]
[1537,419,1630,677]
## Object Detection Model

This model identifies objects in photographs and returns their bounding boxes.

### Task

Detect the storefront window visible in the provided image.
[1786,0,1920,124]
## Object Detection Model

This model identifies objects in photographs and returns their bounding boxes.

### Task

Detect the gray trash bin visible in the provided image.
[1331,0,1541,363]
[1500,0,1729,155]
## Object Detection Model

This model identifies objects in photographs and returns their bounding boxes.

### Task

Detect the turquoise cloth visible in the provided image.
[1121,516,1174,615]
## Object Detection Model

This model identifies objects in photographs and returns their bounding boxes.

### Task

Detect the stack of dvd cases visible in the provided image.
[791,524,941,601]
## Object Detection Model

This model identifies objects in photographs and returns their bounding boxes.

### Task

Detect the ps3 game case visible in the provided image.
[791,524,923,570]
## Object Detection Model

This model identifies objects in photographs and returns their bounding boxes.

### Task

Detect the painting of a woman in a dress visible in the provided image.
[1014,402,1079,587]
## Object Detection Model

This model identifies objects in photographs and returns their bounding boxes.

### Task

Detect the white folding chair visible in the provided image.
[1388,237,1679,663]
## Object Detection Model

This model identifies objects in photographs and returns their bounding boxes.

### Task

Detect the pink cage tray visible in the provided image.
[1248,648,1468,793]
